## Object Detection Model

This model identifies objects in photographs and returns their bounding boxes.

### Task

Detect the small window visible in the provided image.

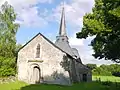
[36,44,40,58]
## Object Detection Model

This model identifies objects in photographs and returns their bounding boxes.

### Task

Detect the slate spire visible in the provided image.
[55,2,74,56]
[59,2,67,36]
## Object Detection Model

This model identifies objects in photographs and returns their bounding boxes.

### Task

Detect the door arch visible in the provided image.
[33,66,41,83]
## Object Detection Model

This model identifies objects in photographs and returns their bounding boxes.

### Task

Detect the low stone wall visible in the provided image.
[0,76,17,84]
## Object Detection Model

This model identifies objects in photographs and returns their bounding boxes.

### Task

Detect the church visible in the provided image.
[17,7,92,85]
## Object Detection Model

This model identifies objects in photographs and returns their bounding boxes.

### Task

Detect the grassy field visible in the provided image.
[0,76,120,90]
[93,76,120,82]
[0,81,111,90]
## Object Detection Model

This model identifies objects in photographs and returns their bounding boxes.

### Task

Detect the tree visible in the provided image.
[86,64,97,70]
[0,1,19,77]
[0,1,19,58]
[15,44,22,57]
[76,0,120,63]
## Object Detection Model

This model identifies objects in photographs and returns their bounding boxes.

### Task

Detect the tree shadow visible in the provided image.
[19,81,120,90]
[42,71,71,85]
[20,84,70,90]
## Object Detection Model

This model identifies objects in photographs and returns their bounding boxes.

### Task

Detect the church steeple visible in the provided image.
[59,6,67,36]
[56,1,68,42]
[55,2,74,56]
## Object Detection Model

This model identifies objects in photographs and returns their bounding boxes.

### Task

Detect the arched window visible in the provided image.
[36,44,40,58]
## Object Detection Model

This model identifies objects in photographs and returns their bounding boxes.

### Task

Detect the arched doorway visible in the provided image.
[33,66,41,83]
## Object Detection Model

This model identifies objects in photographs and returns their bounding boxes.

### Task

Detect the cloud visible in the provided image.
[69,38,84,46]
[0,0,54,27]
[69,33,84,46]
[49,0,94,29]
[0,0,54,6]
[0,0,94,28]
[71,44,114,65]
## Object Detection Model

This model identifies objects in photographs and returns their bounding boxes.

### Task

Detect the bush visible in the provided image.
[0,56,16,77]
[112,72,120,77]
[101,81,112,86]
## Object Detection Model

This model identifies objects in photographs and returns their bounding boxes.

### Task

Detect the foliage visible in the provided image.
[86,64,97,70]
[0,56,16,77]
[15,44,22,56]
[76,0,120,63]
[112,72,120,77]
[0,1,19,58]
[87,64,120,76]
[0,1,19,77]
[92,67,112,76]
[60,55,70,71]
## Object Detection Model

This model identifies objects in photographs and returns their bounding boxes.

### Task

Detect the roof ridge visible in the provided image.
[18,33,75,59]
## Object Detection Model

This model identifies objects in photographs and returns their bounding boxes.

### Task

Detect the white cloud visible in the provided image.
[0,0,94,28]
[69,38,84,46]
[71,45,114,65]
[0,0,54,6]
[49,0,94,29]
[0,0,54,27]
[69,33,84,46]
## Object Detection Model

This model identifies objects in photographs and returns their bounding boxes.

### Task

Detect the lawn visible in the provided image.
[0,76,120,90]
[93,76,120,82]
[0,81,110,90]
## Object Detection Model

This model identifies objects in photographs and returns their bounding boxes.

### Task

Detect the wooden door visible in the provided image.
[33,66,40,83]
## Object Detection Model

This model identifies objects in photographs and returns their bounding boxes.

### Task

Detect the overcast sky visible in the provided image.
[0,0,115,65]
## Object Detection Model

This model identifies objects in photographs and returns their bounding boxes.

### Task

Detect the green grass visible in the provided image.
[0,81,109,90]
[0,76,120,90]
[0,81,27,90]
[93,76,120,82]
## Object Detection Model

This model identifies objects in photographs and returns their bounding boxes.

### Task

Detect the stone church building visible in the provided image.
[17,7,92,85]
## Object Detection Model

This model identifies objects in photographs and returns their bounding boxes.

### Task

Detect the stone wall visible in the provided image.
[75,62,92,82]
[0,76,16,84]
[17,34,71,85]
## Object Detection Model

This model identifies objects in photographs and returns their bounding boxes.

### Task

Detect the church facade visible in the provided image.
[17,7,92,85]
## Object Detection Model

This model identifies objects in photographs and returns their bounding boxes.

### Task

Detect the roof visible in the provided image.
[55,38,75,56]
[18,33,75,59]
[55,6,75,58]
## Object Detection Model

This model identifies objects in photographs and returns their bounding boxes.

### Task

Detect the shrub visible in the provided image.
[0,56,16,77]
[112,72,120,77]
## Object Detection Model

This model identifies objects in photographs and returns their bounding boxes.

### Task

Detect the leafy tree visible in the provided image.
[0,1,19,58]
[0,57,16,77]
[86,64,97,70]
[92,64,120,76]
[76,0,120,63]
[0,1,19,77]
[15,44,22,57]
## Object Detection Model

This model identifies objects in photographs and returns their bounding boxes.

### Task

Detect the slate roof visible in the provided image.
[55,39,75,57]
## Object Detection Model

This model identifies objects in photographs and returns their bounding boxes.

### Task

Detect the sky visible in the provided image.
[0,0,115,65]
